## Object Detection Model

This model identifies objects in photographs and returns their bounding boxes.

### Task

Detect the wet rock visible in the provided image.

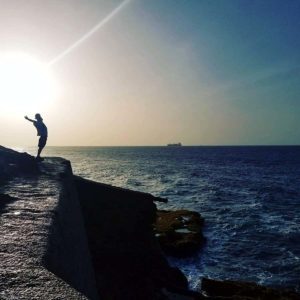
[154,210,205,257]
[201,278,300,300]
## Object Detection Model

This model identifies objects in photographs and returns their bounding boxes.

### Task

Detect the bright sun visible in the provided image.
[0,52,57,113]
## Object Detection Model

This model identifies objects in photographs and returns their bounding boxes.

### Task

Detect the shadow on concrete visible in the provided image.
[42,176,99,300]
[0,193,18,215]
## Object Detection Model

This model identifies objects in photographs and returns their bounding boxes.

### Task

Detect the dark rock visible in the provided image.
[0,146,38,182]
[154,210,206,257]
[201,278,300,300]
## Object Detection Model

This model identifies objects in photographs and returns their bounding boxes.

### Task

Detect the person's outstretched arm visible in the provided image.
[24,116,35,122]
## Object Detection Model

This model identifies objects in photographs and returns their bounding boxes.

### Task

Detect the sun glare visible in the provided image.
[0,52,57,113]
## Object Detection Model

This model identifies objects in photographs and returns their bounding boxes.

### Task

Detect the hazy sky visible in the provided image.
[0,0,299,146]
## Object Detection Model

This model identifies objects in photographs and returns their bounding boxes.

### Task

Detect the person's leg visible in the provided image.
[36,136,47,159]
[37,146,43,158]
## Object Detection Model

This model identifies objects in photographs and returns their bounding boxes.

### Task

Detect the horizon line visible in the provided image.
[10,144,300,148]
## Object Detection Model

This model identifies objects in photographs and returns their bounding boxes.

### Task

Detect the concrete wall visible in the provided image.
[0,152,99,299]
[43,159,100,300]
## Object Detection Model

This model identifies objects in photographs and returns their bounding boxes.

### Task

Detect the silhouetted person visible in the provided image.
[25,114,48,161]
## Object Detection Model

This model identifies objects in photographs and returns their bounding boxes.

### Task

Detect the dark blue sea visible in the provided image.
[23,146,300,291]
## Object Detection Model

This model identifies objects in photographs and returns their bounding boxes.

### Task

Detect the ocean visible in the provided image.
[23,146,300,291]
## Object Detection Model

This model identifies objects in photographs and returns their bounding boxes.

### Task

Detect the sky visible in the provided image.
[0,0,299,146]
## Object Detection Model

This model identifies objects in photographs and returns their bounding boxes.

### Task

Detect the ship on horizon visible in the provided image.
[167,143,182,147]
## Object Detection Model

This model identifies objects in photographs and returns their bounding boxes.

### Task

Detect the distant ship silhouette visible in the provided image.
[167,143,182,147]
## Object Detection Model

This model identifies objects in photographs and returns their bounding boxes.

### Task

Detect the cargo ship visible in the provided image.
[167,143,182,147]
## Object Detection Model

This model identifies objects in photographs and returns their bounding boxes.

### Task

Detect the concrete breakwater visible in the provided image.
[1,146,300,300]
[0,147,98,299]
[0,147,199,299]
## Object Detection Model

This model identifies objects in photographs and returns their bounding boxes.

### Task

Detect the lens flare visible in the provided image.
[48,0,132,66]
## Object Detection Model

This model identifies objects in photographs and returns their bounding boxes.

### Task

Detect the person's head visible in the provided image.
[35,113,43,121]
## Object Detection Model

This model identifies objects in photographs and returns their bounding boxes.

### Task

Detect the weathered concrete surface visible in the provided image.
[0,153,99,299]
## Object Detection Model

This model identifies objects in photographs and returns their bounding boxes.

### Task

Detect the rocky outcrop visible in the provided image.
[154,210,205,257]
[201,278,300,300]
[0,146,38,182]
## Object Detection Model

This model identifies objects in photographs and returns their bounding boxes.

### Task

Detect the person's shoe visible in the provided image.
[36,156,44,161]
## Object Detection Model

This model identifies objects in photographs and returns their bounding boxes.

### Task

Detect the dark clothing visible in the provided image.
[38,136,47,148]
[33,120,48,137]
[33,120,48,148]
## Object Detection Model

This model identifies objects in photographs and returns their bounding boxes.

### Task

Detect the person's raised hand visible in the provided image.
[24,116,28,120]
